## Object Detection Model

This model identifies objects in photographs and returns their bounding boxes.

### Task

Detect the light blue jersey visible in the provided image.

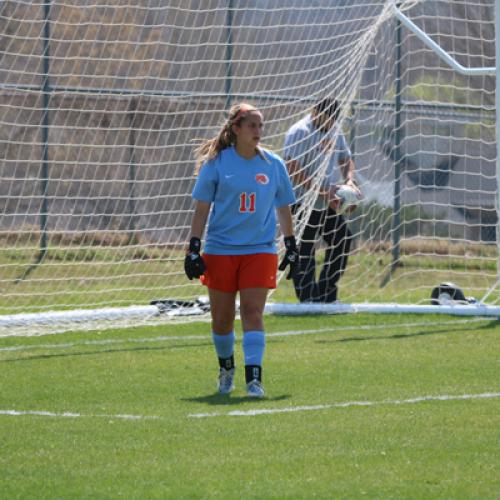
[192,146,296,255]
[284,115,351,210]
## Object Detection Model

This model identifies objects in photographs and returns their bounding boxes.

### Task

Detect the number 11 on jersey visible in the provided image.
[239,192,256,213]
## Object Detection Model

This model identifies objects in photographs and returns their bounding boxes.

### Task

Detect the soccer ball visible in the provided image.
[335,184,363,214]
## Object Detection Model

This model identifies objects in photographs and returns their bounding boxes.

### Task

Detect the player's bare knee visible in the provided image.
[211,319,234,334]
[240,308,264,331]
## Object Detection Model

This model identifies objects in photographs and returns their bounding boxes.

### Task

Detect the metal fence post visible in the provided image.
[392,2,402,273]
[40,0,52,261]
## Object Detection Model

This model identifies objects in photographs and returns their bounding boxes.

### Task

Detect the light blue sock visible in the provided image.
[212,331,235,359]
[242,331,266,366]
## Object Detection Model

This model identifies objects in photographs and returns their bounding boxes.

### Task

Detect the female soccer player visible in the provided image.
[184,102,298,398]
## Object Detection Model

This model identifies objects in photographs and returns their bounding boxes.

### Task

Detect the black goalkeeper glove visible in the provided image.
[278,235,299,280]
[184,237,206,280]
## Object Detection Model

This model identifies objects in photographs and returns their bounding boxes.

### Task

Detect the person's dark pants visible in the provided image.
[293,207,352,303]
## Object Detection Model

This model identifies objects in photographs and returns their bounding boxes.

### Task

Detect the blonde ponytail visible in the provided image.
[194,102,260,174]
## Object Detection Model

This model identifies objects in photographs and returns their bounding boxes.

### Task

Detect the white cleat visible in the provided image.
[246,379,265,398]
[217,367,235,394]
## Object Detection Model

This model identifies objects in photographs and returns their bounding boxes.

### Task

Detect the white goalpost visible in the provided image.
[1,0,499,336]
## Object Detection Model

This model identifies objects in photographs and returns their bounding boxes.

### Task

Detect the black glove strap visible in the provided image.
[284,235,297,251]
[188,237,201,253]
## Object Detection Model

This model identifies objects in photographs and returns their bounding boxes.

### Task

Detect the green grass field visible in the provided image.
[2,245,499,316]
[1,313,499,498]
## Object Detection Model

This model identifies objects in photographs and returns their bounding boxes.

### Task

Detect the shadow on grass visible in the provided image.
[0,342,211,363]
[479,318,500,329]
[181,393,291,406]
[315,319,500,344]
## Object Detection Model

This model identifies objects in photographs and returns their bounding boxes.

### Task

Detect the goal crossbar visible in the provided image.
[390,0,496,76]
[392,0,500,288]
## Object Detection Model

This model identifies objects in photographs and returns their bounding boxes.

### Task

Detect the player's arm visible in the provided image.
[286,158,316,192]
[276,204,294,238]
[276,204,299,279]
[284,129,314,191]
[338,157,361,194]
[189,200,211,240]
[339,157,355,184]
[184,200,211,280]
[337,131,359,191]
[329,157,362,213]
[286,158,304,185]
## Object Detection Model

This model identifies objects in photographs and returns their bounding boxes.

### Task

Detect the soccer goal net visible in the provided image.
[1,0,499,335]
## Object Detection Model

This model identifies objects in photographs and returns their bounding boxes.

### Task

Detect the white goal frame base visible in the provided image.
[265,302,500,317]
[0,305,160,329]
[1,301,500,338]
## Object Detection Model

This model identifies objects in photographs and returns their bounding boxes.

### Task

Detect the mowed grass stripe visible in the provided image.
[0,314,498,498]
[0,315,490,353]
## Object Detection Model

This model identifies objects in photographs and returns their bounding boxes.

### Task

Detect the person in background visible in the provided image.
[284,98,360,303]
[184,102,298,398]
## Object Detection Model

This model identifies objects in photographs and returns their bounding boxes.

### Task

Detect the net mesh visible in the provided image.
[0,0,497,334]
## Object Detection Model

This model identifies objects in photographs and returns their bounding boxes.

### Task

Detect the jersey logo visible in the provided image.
[255,173,269,185]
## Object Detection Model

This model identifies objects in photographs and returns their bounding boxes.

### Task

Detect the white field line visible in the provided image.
[1,392,498,422]
[0,317,489,353]
[0,334,207,352]
[0,409,160,420]
[188,392,500,418]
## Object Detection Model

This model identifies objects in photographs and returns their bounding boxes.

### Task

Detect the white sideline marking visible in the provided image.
[0,334,206,352]
[1,392,498,422]
[187,392,500,418]
[0,318,488,353]
[0,409,161,420]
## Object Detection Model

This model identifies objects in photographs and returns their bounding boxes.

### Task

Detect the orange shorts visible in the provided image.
[200,253,278,293]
